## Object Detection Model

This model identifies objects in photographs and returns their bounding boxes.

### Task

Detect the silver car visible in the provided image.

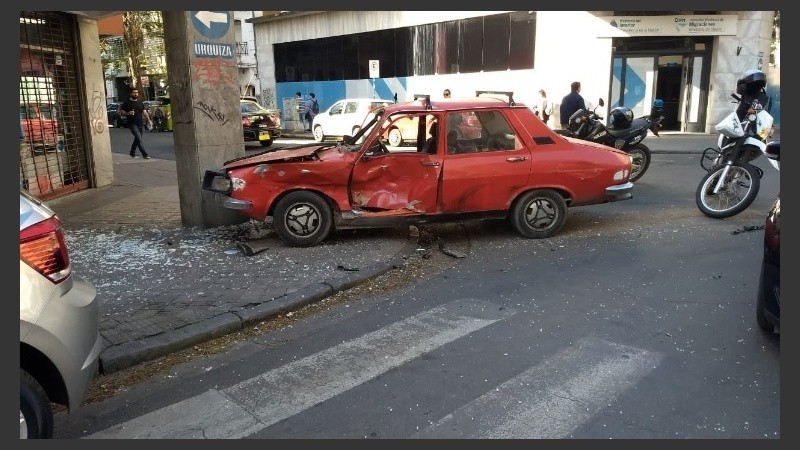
[19,189,102,438]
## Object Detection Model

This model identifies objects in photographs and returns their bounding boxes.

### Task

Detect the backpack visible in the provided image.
[311,99,320,114]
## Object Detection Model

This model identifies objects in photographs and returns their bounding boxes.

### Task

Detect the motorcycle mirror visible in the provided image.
[598,98,605,107]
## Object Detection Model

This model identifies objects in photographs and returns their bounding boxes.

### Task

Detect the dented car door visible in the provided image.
[349,114,443,214]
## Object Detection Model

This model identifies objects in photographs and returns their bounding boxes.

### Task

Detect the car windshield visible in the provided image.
[241,101,266,114]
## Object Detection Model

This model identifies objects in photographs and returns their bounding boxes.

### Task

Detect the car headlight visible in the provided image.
[613,168,629,181]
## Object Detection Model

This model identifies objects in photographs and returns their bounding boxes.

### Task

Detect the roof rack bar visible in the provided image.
[413,94,432,110]
[475,90,516,107]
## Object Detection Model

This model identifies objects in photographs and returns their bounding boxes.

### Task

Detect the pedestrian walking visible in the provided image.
[117,88,151,159]
[534,89,552,125]
[296,92,308,132]
[559,81,586,128]
[305,93,319,131]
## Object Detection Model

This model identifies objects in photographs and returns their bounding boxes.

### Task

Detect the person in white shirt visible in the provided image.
[534,89,552,125]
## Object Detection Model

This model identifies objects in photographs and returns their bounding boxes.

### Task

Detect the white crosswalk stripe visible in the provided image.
[413,337,662,438]
[85,299,514,439]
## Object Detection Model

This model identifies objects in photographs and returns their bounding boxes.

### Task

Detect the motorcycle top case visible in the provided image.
[714,112,744,138]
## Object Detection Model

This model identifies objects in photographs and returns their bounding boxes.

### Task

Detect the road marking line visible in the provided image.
[85,299,513,438]
[414,337,662,439]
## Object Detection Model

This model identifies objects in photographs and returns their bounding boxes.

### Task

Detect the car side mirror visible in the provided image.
[598,98,605,107]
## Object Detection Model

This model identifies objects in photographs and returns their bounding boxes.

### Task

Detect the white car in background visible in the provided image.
[312,98,393,142]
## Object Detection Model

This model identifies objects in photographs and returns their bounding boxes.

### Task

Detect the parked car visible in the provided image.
[312,98,393,142]
[20,102,60,151]
[756,195,780,334]
[384,110,483,147]
[241,99,282,147]
[204,91,634,247]
[20,189,102,438]
[756,141,780,335]
[107,102,128,128]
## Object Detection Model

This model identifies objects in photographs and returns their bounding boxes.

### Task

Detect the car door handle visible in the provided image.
[506,156,527,162]
[421,161,440,167]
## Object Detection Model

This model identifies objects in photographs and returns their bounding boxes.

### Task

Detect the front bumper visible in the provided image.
[605,181,634,201]
[202,170,252,210]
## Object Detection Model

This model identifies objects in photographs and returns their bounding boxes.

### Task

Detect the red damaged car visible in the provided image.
[203,91,634,247]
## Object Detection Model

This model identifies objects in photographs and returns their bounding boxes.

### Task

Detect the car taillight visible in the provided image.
[764,212,779,251]
[20,216,71,284]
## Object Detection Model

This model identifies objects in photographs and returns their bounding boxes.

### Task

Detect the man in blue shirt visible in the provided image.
[559,81,586,128]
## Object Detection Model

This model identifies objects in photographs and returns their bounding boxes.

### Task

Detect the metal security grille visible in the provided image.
[20,11,91,200]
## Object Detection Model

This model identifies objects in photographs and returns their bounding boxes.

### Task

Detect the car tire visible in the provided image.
[627,143,651,182]
[510,189,567,239]
[20,369,53,439]
[313,125,324,142]
[260,138,273,147]
[756,275,773,332]
[388,127,403,147]
[273,191,333,247]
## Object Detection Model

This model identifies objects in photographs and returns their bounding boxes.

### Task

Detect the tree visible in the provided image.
[123,12,165,90]
[101,12,165,96]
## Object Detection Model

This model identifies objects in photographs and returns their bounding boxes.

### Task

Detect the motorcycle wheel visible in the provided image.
[695,162,760,219]
[627,144,651,182]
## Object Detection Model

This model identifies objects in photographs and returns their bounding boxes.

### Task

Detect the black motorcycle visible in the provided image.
[556,99,664,183]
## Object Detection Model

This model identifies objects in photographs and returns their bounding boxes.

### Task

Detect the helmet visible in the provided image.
[608,107,634,129]
[736,69,767,96]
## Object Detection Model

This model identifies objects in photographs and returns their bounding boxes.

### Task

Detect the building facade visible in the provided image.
[233,11,262,102]
[250,11,779,132]
[20,11,114,199]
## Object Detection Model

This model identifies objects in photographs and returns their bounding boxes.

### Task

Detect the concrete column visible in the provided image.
[162,11,245,227]
[76,17,114,188]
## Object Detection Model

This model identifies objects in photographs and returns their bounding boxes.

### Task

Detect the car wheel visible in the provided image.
[627,144,651,182]
[273,191,333,247]
[20,369,53,439]
[313,125,324,142]
[510,189,567,239]
[260,138,273,147]
[388,127,403,147]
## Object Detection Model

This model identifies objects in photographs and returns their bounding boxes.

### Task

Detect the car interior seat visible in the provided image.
[447,130,459,154]
[420,121,438,154]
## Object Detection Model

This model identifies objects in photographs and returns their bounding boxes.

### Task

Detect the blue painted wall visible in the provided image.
[277,78,408,115]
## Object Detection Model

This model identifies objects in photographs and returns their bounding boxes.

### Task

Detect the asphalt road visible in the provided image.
[55,147,780,439]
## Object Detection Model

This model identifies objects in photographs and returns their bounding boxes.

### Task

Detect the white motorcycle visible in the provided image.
[695,93,777,218]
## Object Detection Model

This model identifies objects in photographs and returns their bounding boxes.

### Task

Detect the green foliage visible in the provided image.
[100,12,166,85]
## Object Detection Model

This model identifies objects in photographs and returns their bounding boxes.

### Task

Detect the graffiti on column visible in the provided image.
[191,58,236,89]
[261,88,275,109]
[193,100,229,125]
[90,86,106,135]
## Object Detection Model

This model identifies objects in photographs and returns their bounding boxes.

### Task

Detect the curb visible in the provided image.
[98,240,417,374]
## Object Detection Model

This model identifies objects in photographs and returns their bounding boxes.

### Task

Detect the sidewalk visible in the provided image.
[47,149,416,375]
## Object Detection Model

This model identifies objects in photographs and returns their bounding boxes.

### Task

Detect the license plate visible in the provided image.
[259,131,270,141]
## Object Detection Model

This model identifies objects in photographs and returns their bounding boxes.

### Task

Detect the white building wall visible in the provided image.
[254,11,612,127]
[234,11,261,101]
[252,10,777,130]
[708,11,776,129]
